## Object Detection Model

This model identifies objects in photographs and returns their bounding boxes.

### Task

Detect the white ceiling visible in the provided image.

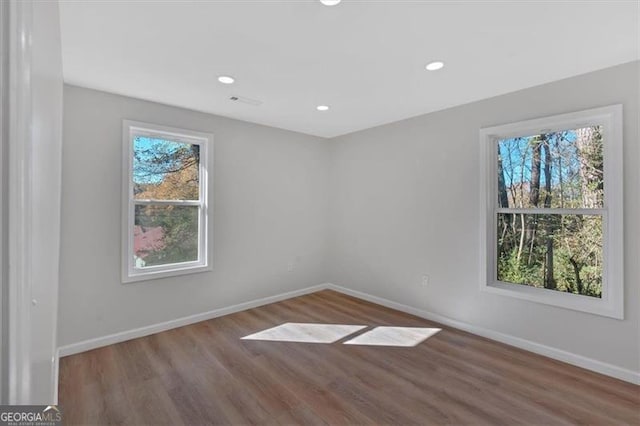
[59,0,639,138]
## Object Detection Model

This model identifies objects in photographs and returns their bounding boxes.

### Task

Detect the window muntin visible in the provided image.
[123,121,211,283]
[480,105,623,319]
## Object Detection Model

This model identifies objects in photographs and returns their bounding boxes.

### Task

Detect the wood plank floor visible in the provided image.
[58,290,640,425]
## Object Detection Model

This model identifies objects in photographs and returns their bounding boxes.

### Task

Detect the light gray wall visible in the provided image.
[328,61,639,373]
[58,86,330,347]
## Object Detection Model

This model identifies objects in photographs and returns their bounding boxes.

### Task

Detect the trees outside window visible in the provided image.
[122,121,212,283]
[480,106,623,319]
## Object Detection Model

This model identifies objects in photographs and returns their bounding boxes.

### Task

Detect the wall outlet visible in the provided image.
[421,275,429,287]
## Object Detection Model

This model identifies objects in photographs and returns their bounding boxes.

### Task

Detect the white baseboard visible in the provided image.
[57,284,328,357]
[53,349,59,405]
[326,283,640,385]
[57,282,639,386]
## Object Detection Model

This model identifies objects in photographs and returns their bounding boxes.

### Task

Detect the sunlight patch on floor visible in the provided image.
[343,326,441,347]
[241,323,367,344]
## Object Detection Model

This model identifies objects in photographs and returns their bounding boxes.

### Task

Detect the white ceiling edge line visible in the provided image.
[331,58,640,140]
[62,81,333,140]
[64,59,639,140]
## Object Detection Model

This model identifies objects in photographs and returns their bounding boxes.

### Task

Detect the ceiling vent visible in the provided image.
[229,95,262,106]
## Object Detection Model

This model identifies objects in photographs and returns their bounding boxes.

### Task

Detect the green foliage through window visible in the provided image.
[132,136,201,268]
[496,127,603,298]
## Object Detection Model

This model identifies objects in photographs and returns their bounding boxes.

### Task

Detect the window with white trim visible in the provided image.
[479,105,623,319]
[122,121,212,283]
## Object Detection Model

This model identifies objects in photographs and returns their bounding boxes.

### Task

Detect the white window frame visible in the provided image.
[479,105,623,319]
[122,120,212,283]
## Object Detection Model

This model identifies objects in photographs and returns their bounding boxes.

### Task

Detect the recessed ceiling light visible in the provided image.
[218,75,235,84]
[316,105,330,111]
[320,0,341,5]
[425,61,444,71]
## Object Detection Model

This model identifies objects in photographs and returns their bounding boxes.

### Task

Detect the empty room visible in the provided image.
[0,0,639,424]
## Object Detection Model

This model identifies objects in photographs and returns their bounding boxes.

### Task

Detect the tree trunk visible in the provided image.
[529,139,542,207]
[497,153,511,253]
[497,153,509,208]
[575,127,603,208]
[525,138,542,263]
[569,257,584,294]
[542,140,555,289]
[543,142,552,208]
[516,213,526,264]
[545,239,556,290]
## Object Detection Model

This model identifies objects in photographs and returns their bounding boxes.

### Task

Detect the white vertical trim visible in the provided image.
[605,104,624,319]
[7,0,33,405]
[0,0,8,404]
[52,349,59,405]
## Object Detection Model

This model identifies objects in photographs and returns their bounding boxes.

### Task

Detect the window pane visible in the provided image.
[133,136,200,200]
[497,213,602,298]
[497,126,603,209]
[134,205,199,267]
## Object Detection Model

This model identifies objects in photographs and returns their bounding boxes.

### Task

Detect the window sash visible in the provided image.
[491,210,608,292]
[130,131,204,203]
[132,203,204,269]
[490,126,609,296]
[123,120,212,283]
[491,121,612,211]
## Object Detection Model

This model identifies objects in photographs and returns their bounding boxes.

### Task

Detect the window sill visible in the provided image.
[481,281,623,320]
[122,263,212,284]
